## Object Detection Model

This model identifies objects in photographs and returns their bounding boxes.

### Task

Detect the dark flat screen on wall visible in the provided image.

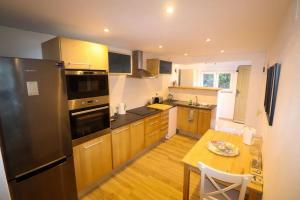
[264,63,281,126]
[108,52,131,73]
[160,60,172,74]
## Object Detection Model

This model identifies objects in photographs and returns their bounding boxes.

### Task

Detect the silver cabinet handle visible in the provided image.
[133,121,144,126]
[67,62,91,67]
[150,121,159,126]
[148,132,157,137]
[71,106,109,116]
[84,140,103,149]
[113,127,129,134]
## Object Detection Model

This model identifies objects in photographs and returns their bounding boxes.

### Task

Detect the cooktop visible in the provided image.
[127,106,159,116]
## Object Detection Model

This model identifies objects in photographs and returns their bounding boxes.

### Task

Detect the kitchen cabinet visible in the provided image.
[160,110,169,138]
[42,37,108,70]
[108,52,131,74]
[112,125,131,168]
[130,120,145,157]
[145,113,161,147]
[73,134,112,191]
[197,109,212,136]
[147,59,172,74]
[177,106,199,135]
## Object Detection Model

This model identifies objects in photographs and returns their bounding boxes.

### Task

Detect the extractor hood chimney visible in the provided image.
[127,50,158,78]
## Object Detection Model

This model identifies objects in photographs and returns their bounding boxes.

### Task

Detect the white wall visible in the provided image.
[257,1,300,199]
[0,26,54,58]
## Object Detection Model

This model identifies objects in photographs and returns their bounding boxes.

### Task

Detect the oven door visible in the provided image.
[69,104,110,143]
[65,70,109,100]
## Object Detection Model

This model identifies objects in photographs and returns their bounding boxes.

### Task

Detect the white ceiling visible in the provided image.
[0,0,291,64]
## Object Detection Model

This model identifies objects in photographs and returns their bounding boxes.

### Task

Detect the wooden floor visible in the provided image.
[82,135,201,200]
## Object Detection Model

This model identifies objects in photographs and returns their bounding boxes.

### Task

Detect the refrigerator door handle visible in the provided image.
[15,156,67,182]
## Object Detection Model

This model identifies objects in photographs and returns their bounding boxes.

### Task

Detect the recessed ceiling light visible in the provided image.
[220,50,225,53]
[166,6,174,14]
[206,38,211,42]
[158,45,163,49]
[184,53,188,56]
[104,28,110,33]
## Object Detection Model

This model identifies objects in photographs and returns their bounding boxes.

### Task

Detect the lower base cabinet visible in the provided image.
[73,134,113,191]
[112,126,131,168]
[130,120,145,157]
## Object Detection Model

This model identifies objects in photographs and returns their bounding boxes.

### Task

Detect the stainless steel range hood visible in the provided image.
[127,50,158,78]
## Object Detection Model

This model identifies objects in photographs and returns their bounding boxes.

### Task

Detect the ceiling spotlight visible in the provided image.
[184,53,188,56]
[104,28,110,33]
[206,38,211,42]
[166,6,174,14]
[220,50,225,53]
[158,45,163,49]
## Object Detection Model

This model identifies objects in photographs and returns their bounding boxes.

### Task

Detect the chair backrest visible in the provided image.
[198,162,252,200]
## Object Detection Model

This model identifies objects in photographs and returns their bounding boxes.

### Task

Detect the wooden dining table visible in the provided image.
[182,129,263,200]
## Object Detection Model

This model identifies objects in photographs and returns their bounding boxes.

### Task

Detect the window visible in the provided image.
[218,73,231,89]
[198,72,232,90]
[203,73,215,87]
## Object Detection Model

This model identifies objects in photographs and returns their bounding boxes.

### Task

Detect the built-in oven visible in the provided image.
[65,70,111,145]
[65,70,109,110]
[69,104,110,145]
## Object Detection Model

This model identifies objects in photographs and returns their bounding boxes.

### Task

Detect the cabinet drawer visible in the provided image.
[145,114,161,134]
[145,129,160,147]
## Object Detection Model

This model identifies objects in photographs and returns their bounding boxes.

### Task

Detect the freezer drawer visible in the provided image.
[8,157,77,200]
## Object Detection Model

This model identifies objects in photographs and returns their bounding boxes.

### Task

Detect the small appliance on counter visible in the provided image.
[117,102,127,115]
[151,94,163,104]
[65,70,111,146]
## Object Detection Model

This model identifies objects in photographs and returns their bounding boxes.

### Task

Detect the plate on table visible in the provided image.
[207,141,239,157]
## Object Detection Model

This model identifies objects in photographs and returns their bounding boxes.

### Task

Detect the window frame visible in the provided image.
[198,71,233,90]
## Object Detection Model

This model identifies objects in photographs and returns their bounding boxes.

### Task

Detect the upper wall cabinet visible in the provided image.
[108,52,131,74]
[42,37,108,71]
[147,59,172,75]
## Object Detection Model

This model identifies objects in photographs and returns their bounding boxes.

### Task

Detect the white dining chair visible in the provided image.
[198,162,252,200]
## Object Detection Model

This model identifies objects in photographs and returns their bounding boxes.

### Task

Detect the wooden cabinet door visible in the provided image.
[130,120,145,157]
[177,106,198,135]
[73,134,112,191]
[197,109,211,136]
[88,43,108,71]
[145,129,160,147]
[60,37,91,70]
[112,126,131,168]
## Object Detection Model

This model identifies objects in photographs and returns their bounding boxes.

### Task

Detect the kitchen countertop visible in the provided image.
[110,101,217,130]
[163,100,217,110]
[111,106,161,130]
[111,112,143,130]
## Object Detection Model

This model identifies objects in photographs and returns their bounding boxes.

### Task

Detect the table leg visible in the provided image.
[183,164,191,200]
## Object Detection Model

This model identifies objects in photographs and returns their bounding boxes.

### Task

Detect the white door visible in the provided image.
[233,66,251,123]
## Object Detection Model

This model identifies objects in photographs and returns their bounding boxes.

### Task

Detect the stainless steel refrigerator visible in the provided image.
[0,57,78,200]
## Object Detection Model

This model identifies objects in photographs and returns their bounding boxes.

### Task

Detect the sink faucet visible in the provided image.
[194,96,199,106]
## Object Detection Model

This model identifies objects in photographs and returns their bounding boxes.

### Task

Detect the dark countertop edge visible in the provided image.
[110,102,217,130]
[163,100,217,110]
[111,108,162,130]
